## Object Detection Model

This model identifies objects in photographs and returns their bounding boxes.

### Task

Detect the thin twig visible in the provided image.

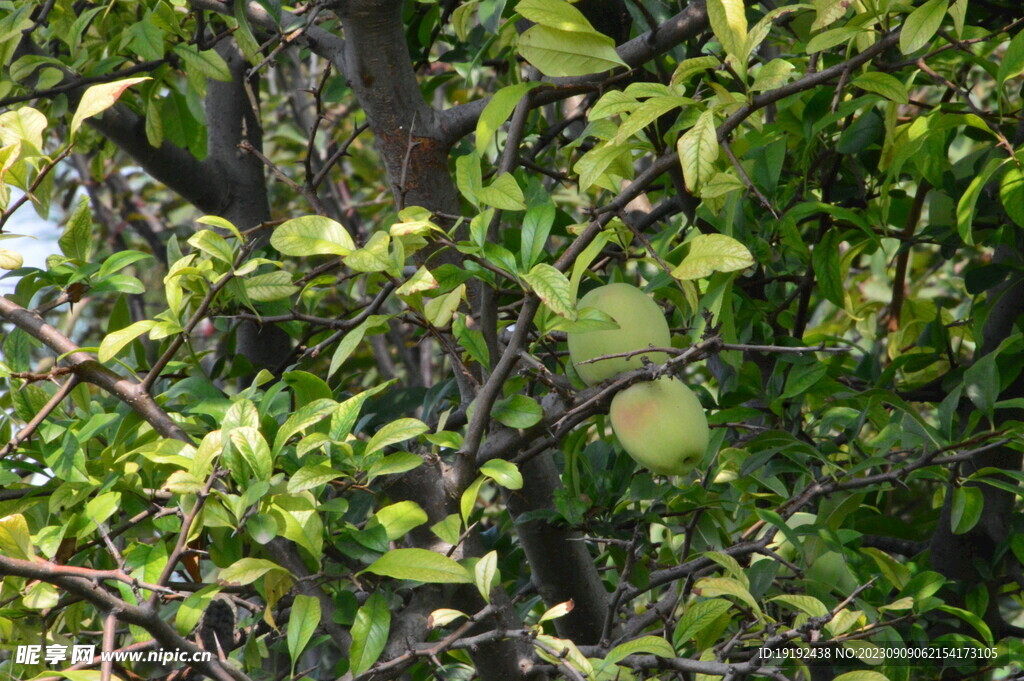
[0,146,75,230]
[142,242,255,393]
[0,375,79,459]
[312,122,370,190]
[721,139,779,218]
[238,140,326,214]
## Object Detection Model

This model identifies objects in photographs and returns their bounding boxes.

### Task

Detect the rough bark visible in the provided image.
[930,240,1024,635]
[505,450,613,644]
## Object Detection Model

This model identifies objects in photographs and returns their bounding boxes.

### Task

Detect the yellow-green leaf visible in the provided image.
[70,77,150,137]
[672,234,754,280]
[271,215,355,257]
[707,0,748,59]
[677,110,719,192]
[523,263,576,319]
[362,548,473,583]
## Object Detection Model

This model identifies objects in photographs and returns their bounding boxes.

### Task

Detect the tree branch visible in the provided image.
[440,0,715,142]
[0,297,190,442]
[0,554,249,681]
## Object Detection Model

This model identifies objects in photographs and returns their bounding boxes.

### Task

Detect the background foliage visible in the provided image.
[0,0,1023,680]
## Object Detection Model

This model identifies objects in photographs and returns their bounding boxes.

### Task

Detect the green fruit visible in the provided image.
[567,283,671,386]
[609,376,709,476]
[751,512,817,565]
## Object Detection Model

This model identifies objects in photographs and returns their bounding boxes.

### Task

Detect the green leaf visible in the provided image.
[672,234,754,280]
[480,459,524,490]
[956,157,1003,245]
[574,142,632,192]
[605,636,675,664]
[349,592,390,675]
[366,452,424,480]
[176,586,219,636]
[673,598,732,643]
[453,313,490,367]
[219,557,290,585]
[516,0,597,32]
[0,107,47,153]
[949,0,967,36]
[287,464,343,493]
[0,514,35,560]
[950,486,983,534]
[964,352,998,417]
[751,58,795,92]
[59,196,93,262]
[97,251,153,279]
[523,263,576,319]
[328,319,369,378]
[230,427,273,481]
[366,418,429,456]
[331,381,394,439]
[812,228,844,306]
[172,45,232,81]
[424,284,466,327]
[70,77,150,137]
[671,56,720,88]
[997,30,1024,87]
[699,171,747,198]
[812,0,851,31]
[517,25,627,77]
[707,0,748,59]
[287,595,321,668]
[461,475,486,525]
[491,395,543,429]
[538,600,575,623]
[188,229,235,265]
[1011,534,1024,566]
[431,515,463,546]
[806,26,859,54]
[396,266,439,296]
[693,577,761,615]
[900,0,948,55]
[271,215,355,256]
[128,20,164,61]
[520,202,555,269]
[999,165,1024,228]
[373,501,429,541]
[452,2,479,41]
[833,673,890,681]
[860,547,910,590]
[936,605,993,643]
[429,608,467,628]
[195,214,243,240]
[345,231,392,272]
[478,172,527,210]
[852,72,909,105]
[362,548,473,583]
[769,594,829,617]
[676,110,719,192]
[476,82,541,155]
[98,320,156,362]
[781,363,828,399]
[245,271,299,301]
[274,398,339,454]
[474,550,499,602]
[613,96,689,144]
[704,551,749,588]
[25,581,59,609]
[456,153,484,205]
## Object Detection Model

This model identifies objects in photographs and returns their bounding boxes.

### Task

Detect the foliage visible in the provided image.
[0,1,1023,680]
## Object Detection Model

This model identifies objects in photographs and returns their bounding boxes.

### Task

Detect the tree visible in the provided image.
[0,0,1022,680]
